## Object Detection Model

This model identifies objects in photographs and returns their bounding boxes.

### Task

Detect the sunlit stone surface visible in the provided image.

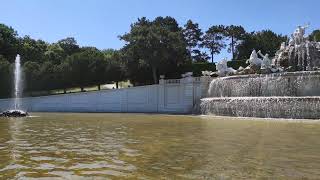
[273,24,320,71]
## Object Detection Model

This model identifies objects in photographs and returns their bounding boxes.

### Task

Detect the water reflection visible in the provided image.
[0,114,140,179]
[0,113,320,179]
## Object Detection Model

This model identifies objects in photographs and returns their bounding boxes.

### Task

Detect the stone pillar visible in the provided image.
[159,75,165,85]
[158,75,165,113]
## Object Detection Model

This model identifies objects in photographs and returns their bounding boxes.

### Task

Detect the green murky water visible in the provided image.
[1,113,320,179]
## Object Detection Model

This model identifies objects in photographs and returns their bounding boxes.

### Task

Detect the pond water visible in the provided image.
[0,113,320,179]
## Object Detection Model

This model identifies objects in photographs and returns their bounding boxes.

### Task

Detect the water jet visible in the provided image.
[0,55,28,117]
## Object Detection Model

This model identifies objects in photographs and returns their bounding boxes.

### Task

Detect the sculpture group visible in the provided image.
[212,25,320,77]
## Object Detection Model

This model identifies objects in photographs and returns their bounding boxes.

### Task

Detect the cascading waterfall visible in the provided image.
[200,96,320,119]
[13,55,22,110]
[207,71,320,97]
[200,72,320,119]
[199,25,320,119]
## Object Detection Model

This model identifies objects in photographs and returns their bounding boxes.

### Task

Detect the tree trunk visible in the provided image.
[98,84,101,91]
[152,66,158,84]
[81,87,84,92]
[116,82,119,89]
[211,51,214,64]
[63,88,66,94]
[231,36,235,60]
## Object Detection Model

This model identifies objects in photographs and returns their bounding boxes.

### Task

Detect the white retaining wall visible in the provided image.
[0,76,211,114]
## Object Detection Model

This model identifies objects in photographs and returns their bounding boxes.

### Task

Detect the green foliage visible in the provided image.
[23,61,41,91]
[183,20,203,48]
[45,43,66,65]
[182,62,216,77]
[66,47,104,91]
[38,61,57,91]
[309,30,320,42]
[120,16,189,84]
[201,25,226,63]
[57,37,80,55]
[183,20,209,63]
[192,50,210,63]
[0,24,19,62]
[0,56,12,97]
[223,25,246,60]
[227,60,248,70]
[0,19,303,98]
[103,49,126,87]
[19,36,48,63]
[237,30,288,59]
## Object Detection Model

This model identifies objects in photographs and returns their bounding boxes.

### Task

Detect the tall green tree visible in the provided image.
[23,61,41,92]
[38,61,58,92]
[223,25,246,60]
[201,25,226,63]
[183,20,202,48]
[192,50,210,63]
[0,24,19,62]
[57,37,80,55]
[120,16,189,84]
[237,30,288,59]
[103,49,126,88]
[19,36,48,63]
[89,52,107,90]
[55,62,71,93]
[66,47,105,91]
[121,46,155,86]
[45,43,66,65]
[183,20,202,51]
[183,20,208,62]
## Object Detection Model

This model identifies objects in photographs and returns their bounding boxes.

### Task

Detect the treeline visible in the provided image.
[1,17,319,98]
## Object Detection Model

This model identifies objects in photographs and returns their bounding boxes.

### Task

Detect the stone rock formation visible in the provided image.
[216,58,236,76]
[273,25,320,71]
[212,25,320,77]
[0,110,28,117]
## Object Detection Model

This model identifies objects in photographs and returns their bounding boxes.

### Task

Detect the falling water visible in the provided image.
[13,55,22,110]
[199,71,320,119]
[200,96,320,119]
[198,25,320,119]
[207,71,320,97]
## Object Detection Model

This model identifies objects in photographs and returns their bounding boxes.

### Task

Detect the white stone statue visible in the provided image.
[289,38,295,46]
[258,50,272,69]
[292,24,309,45]
[201,71,214,76]
[216,58,236,76]
[185,72,193,77]
[238,66,244,71]
[246,50,263,67]
[182,72,193,78]
[280,42,286,50]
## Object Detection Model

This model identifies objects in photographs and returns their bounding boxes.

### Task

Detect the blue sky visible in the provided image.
[1,0,319,61]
